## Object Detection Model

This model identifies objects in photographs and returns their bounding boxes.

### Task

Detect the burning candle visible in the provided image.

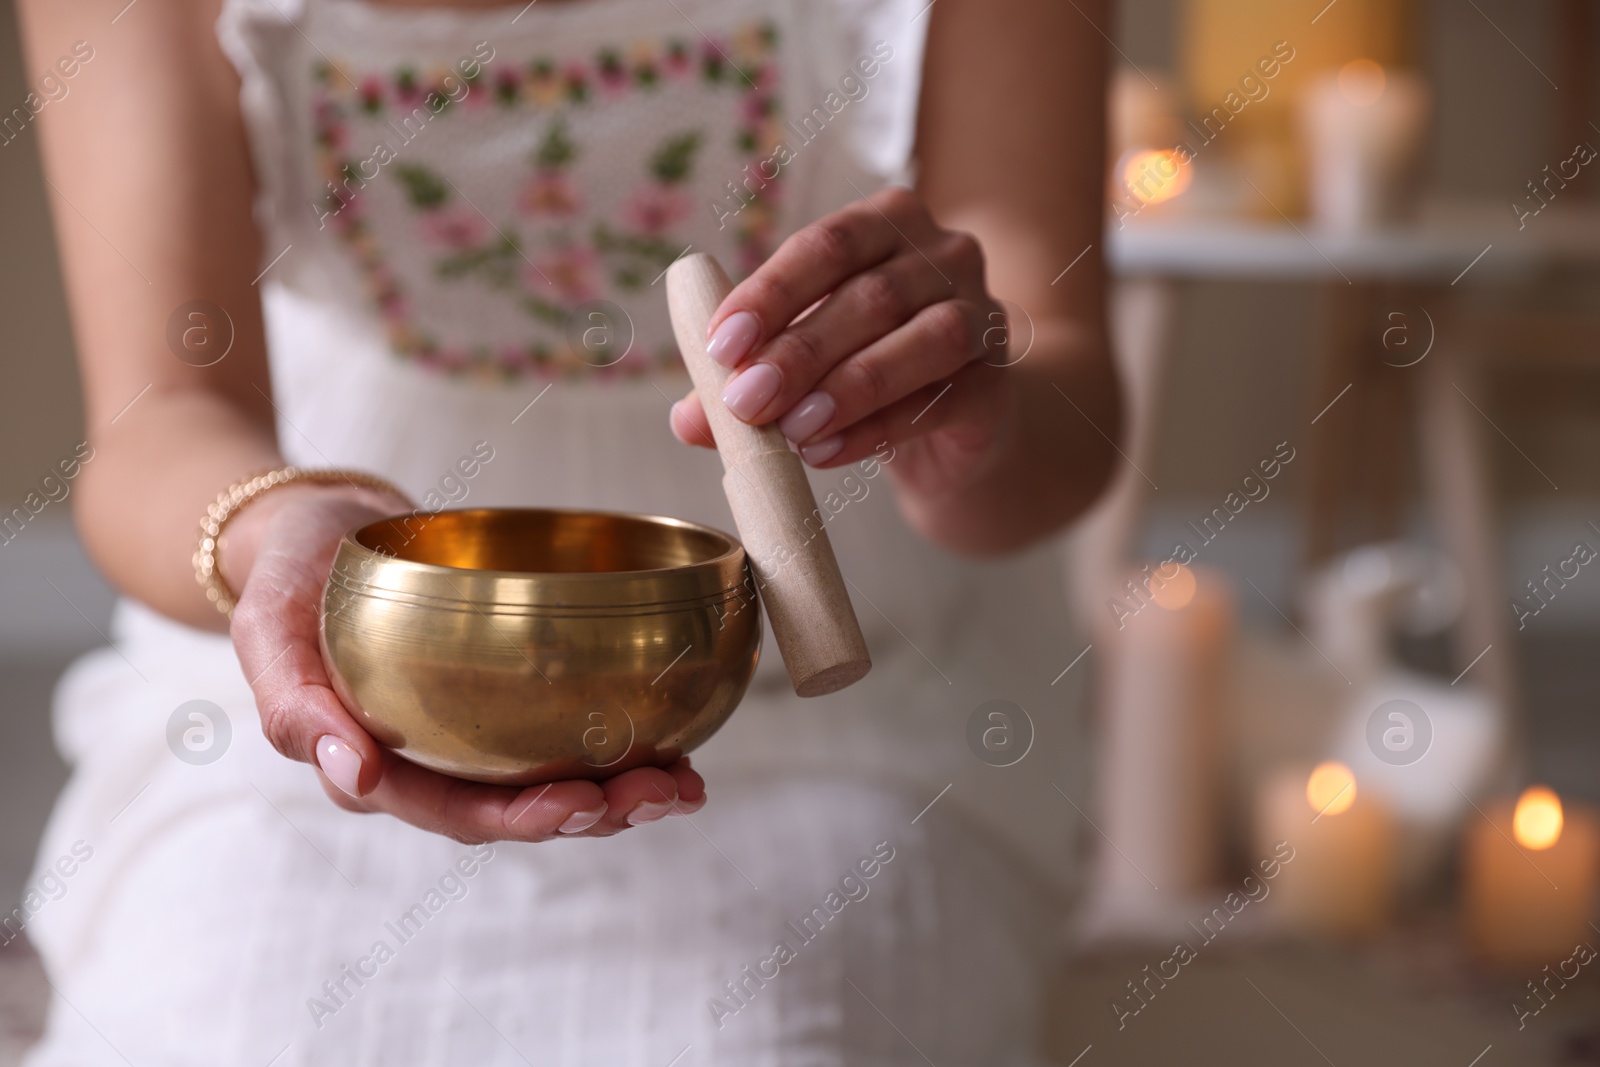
[1463,786,1600,967]
[1299,59,1430,231]
[1256,760,1396,936]
[1117,148,1194,209]
[1091,564,1235,920]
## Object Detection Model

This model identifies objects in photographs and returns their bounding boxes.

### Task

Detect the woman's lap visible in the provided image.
[24,774,1058,1067]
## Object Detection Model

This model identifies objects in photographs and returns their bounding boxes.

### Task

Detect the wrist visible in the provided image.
[886,370,1022,502]
[213,478,409,610]
[886,375,1060,555]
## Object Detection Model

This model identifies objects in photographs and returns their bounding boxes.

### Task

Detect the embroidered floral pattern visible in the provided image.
[309,24,784,382]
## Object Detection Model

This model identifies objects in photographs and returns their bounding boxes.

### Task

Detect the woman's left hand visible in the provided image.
[669,186,1020,498]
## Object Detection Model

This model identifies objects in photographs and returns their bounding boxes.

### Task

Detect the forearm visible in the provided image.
[74,390,400,632]
[892,323,1121,557]
[19,0,352,630]
[72,387,274,629]
[890,0,1111,556]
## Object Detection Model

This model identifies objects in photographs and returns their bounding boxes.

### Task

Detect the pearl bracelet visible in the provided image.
[193,466,407,617]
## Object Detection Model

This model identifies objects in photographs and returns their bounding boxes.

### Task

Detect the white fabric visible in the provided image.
[24,0,1088,1062]
[25,608,1059,1066]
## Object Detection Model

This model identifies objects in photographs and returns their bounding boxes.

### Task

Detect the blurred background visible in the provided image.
[2,0,1599,1063]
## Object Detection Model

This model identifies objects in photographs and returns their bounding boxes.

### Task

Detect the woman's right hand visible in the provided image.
[226,484,705,843]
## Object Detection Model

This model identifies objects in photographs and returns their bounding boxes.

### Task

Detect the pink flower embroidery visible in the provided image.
[623,184,692,234]
[374,270,407,320]
[394,70,426,109]
[563,61,589,100]
[421,207,489,250]
[664,44,693,78]
[531,245,601,304]
[460,78,492,110]
[496,345,530,373]
[519,172,582,217]
[598,56,630,95]
[740,93,771,125]
[359,76,384,111]
[314,21,782,381]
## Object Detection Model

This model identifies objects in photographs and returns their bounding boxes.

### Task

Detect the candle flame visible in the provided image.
[1306,761,1357,817]
[1337,59,1387,107]
[1122,149,1192,207]
[1513,786,1564,850]
[1150,562,1197,611]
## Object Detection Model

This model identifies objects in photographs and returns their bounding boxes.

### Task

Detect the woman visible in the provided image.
[18,0,1117,1062]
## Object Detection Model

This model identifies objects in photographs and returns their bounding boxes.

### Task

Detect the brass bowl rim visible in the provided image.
[333,506,752,610]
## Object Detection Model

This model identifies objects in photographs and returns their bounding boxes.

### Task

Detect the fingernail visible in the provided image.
[315,735,363,798]
[626,800,677,826]
[800,434,845,465]
[557,808,606,834]
[668,794,706,817]
[721,363,781,421]
[778,391,836,443]
[707,311,760,367]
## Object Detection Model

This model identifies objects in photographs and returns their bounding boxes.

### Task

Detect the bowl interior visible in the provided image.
[353,508,738,575]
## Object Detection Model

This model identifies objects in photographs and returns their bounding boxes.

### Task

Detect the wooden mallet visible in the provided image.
[667,253,872,697]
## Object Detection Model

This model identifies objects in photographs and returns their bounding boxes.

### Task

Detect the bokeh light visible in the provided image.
[1122,149,1193,206]
[1513,786,1564,850]
[1306,761,1357,816]
[1150,562,1197,611]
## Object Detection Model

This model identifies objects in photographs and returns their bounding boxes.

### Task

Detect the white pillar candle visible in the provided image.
[1093,564,1235,908]
[1299,59,1430,231]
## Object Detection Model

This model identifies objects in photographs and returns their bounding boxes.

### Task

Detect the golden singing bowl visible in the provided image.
[319,507,761,785]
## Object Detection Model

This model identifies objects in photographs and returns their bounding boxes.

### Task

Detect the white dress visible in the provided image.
[22,1,1090,1063]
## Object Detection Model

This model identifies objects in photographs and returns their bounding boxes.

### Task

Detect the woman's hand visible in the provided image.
[228,485,705,843]
[669,186,1020,500]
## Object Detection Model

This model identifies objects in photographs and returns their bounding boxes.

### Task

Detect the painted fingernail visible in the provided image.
[707,311,760,367]
[778,391,836,443]
[557,808,606,834]
[721,363,781,422]
[668,794,707,817]
[626,800,677,826]
[800,434,845,466]
[315,735,363,798]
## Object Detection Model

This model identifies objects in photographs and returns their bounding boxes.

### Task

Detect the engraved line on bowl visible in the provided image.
[326,580,754,617]
[442,576,553,685]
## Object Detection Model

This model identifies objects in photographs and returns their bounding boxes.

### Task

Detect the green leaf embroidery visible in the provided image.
[535,117,577,170]
[395,164,449,209]
[591,222,680,264]
[434,230,526,287]
[650,131,701,184]
[522,295,568,326]
[435,247,493,279]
